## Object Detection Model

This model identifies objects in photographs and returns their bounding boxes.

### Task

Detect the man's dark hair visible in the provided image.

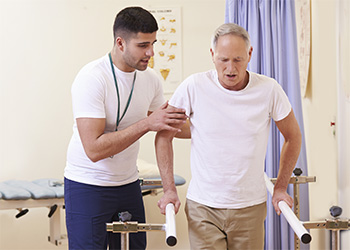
[113,6,158,41]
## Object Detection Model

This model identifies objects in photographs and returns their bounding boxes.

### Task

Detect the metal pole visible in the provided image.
[331,230,339,250]
[294,181,300,250]
[121,232,129,250]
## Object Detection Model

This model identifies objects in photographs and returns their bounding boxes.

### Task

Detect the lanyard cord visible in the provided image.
[108,53,137,131]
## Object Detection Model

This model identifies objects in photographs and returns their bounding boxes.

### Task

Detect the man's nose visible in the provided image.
[146,46,154,57]
[227,61,236,72]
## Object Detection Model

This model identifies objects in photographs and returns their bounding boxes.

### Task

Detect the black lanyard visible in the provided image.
[108,53,136,131]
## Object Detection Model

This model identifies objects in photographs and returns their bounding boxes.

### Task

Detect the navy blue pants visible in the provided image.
[64,178,146,250]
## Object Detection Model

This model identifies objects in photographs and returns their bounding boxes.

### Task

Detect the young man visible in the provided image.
[155,23,301,249]
[64,7,187,250]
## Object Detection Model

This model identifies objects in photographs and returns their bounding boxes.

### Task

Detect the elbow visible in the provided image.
[89,156,100,163]
[297,131,302,154]
[295,127,302,150]
[81,139,108,162]
[85,149,102,163]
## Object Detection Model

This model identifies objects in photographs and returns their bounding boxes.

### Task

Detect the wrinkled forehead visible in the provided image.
[214,35,250,56]
[214,34,250,53]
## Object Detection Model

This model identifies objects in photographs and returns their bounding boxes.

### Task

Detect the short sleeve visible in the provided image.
[147,69,166,112]
[71,72,106,119]
[169,76,193,117]
[270,83,292,121]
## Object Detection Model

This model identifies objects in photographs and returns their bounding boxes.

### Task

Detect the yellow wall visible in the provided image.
[301,0,340,249]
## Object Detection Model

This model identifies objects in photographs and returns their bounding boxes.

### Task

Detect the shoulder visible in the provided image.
[80,55,109,74]
[72,55,111,93]
[248,71,284,93]
[249,71,277,85]
[171,70,214,100]
[188,69,214,80]
[181,70,215,87]
[75,55,110,82]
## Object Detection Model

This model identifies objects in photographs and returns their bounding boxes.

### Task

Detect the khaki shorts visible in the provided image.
[185,199,267,250]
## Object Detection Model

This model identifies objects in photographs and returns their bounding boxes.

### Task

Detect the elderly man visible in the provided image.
[155,23,301,249]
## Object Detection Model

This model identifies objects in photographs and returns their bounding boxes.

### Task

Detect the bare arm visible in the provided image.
[272,109,302,215]
[174,119,191,139]
[78,102,187,162]
[155,106,191,214]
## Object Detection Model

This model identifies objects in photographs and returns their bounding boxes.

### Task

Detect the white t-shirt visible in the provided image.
[65,54,165,186]
[170,70,291,209]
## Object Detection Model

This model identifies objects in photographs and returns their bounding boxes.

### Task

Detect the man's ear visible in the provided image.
[115,37,125,52]
[248,46,253,62]
[210,48,215,62]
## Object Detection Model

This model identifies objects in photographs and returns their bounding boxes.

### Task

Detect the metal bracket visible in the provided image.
[269,176,316,184]
[303,218,350,230]
[139,178,162,187]
[303,218,350,250]
[106,221,165,233]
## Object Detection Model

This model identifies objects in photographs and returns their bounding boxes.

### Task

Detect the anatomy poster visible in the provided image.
[148,7,182,93]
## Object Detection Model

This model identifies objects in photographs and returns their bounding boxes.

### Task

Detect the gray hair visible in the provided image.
[211,23,251,52]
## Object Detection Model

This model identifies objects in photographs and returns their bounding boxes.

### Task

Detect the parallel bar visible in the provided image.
[165,203,177,246]
[264,173,312,244]
[269,176,316,184]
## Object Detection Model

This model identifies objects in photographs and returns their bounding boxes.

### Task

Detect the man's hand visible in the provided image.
[157,190,181,215]
[272,188,293,215]
[147,102,187,133]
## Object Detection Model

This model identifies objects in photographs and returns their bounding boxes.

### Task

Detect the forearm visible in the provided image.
[85,118,150,162]
[274,137,301,191]
[155,132,177,193]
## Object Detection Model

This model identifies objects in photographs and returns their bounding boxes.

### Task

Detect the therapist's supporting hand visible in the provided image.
[158,190,181,215]
[147,102,187,133]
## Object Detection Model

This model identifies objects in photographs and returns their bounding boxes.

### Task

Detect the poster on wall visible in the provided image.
[148,7,182,94]
[295,0,310,98]
[339,0,350,102]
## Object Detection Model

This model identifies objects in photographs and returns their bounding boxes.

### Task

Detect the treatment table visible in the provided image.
[0,159,186,246]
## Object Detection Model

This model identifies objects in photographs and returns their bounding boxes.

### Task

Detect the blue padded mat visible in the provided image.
[32,179,64,198]
[0,182,32,200]
[4,180,56,199]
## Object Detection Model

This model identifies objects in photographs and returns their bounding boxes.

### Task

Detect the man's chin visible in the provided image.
[136,64,148,71]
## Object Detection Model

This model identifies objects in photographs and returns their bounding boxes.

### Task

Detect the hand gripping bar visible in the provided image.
[165,203,177,246]
[264,173,312,244]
